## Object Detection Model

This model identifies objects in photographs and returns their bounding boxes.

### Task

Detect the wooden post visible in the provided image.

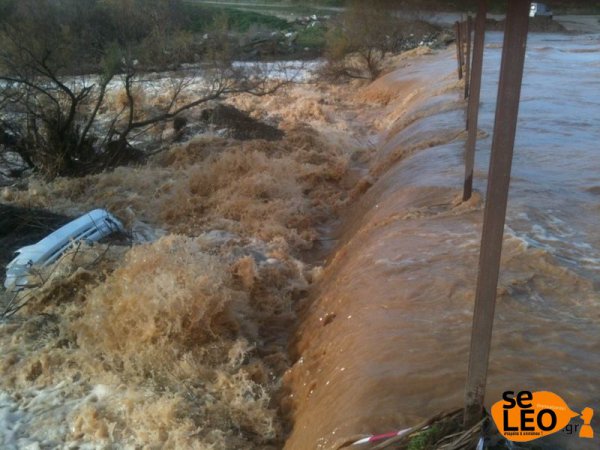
[463,0,488,202]
[464,0,530,428]
[464,16,473,100]
[455,21,463,80]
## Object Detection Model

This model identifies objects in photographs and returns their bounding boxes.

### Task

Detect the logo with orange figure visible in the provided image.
[580,407,594,439]
[491,391,594,442]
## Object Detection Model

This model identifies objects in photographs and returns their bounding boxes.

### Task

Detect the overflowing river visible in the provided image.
[284,33,600,449]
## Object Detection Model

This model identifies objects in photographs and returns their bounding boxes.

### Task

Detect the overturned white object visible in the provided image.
[4,209,125,290]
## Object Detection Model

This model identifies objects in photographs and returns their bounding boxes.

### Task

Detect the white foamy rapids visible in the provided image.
[0,383,113,450]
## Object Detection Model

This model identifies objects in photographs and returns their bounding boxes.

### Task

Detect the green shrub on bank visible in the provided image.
[295,24,327,50]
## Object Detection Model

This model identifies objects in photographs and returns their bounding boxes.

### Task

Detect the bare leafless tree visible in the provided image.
[0,0,290,180]
[322,0,399,81]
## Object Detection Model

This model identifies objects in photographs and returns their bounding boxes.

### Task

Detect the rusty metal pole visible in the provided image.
[464,16,473,100]
[463,0,488,201]
[455,21,463,80]
[464,0,530,428]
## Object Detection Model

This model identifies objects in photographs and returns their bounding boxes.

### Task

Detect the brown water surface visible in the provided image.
[284,34,600,450]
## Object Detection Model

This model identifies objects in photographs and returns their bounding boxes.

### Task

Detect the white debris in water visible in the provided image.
[0,383,128,449]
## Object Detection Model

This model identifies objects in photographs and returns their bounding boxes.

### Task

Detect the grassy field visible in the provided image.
[182,2,329,51]
[184,0,341,19]
[182,3,291,33]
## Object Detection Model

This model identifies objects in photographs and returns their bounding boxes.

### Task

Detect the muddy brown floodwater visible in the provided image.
[284,33,600,450]
[0,32,598,450]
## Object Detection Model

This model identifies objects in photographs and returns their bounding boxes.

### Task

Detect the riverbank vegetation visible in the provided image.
[0,0,295,180]
[0,0,447,182]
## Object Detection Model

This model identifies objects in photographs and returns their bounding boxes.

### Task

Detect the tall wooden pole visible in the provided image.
[455,21,463,80]
[463,0,488,201]
[464,0,530,428]
[464,15,473,100]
